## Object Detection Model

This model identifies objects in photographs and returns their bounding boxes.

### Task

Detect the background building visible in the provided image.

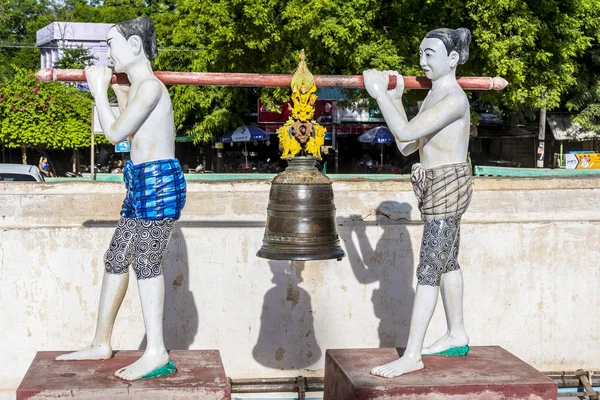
[36,22,113,69]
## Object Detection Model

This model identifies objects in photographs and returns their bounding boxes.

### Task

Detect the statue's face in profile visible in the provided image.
[106,27,138,73]
[419,37,455,81]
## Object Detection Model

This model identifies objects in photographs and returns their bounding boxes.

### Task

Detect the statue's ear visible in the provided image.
[127,35,143,56]
[449,50,460,68]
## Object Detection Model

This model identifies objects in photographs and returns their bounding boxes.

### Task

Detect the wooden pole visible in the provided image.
[36,69,509,91]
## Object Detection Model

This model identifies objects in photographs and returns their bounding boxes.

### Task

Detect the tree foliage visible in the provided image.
[53,45,97,69]
[0,67,93,150]
[156,0,600,140]
[0,0,599,147]
[0,0,49,78]
[157,0,408,142]
[565,44,600,131]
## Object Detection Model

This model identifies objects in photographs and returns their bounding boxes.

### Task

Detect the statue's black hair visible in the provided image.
[114,16,158,61]
[425,28,471,64]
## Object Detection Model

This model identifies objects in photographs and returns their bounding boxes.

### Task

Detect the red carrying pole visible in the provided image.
[36,69,509,91]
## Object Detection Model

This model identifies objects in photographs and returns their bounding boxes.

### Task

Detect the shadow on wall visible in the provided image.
[139,226,198,351]
[338,201,415,348]
[252,260,322,369]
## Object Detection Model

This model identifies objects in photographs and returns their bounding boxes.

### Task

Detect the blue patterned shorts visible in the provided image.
[121,158,187,221]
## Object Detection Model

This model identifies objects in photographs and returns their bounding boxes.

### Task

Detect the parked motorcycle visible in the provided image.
[258,158,282,173]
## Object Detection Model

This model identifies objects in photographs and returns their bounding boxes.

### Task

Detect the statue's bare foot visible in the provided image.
[422,332,469,355]
[114,349,169,381]
[56,344,112,361]
[370,355,424,378]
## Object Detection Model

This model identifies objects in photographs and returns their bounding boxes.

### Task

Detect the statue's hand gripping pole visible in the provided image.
[36,69,508,91]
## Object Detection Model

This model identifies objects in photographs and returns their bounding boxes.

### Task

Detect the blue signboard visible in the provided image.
[115,140,130,153]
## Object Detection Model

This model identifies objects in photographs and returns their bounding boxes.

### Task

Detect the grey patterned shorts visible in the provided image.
[416,216,461,286]
[104,217,175,280]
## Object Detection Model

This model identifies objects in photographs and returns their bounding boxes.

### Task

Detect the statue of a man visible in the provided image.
[363,27,473,378]
[56,16,187,381]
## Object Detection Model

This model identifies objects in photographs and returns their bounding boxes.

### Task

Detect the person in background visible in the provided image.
[317,102,333,123]
[111,160,123,174]
[38,157,53,177]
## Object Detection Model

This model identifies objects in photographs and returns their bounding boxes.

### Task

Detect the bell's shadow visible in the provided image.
[139,226,198,351]
[252,261,322,369]
[339,201,415,347]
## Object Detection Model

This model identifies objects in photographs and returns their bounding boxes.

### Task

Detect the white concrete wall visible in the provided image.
[1,177,599,399]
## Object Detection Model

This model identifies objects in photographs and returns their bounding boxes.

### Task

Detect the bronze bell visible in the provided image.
[257,156,345,261]
[258,49,344,261]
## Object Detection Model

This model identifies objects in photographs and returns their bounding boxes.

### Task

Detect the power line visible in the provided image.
[0,43,207,53]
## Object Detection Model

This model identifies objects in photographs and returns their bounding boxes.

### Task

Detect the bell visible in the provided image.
[258,49,344,261]
[257,156,345,261]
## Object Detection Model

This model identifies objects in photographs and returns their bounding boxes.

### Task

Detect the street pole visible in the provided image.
[332,124,338,174]
[537,92,546,168]
[90,104,96,181]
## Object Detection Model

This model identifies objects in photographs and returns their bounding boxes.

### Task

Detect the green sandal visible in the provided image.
[136,361,177,380]
[424,345,469,357]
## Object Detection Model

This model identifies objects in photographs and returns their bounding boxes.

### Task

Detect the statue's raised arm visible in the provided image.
[364,27,472,169]
[88,64,162,144]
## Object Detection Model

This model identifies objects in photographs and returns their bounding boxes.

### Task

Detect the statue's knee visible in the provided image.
[132,255,162,280]
[443,259,461,274]
[417,263,441,286]
[104,248,129,275]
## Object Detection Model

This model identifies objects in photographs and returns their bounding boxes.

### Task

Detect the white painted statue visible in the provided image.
[363,27,473,378]
[56,16,187,381]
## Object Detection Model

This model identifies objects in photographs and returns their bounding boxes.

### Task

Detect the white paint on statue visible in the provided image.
[55,16,182,381]
[363,27,474,378]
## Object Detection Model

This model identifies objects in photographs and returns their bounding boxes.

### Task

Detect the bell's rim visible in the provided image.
[256,248,345,261]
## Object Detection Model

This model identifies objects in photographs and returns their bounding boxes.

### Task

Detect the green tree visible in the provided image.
[564,6,600,132]
[155,0,401,142]
[154,0,600,143]
[0,67,93,164]
[3,0,599,145]
[464,0,600,123]
[0,0,49,79]
[53,45,97,69]
[567,45,600,131]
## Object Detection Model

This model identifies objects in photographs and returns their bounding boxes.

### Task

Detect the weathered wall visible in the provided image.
[1,177,599,399]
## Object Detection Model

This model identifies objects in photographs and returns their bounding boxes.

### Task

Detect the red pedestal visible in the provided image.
[324,346,557,400]
[17,350,230,400]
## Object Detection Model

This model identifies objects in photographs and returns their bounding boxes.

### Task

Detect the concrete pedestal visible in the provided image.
[17,350,229,400]
[324,346,557,400]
